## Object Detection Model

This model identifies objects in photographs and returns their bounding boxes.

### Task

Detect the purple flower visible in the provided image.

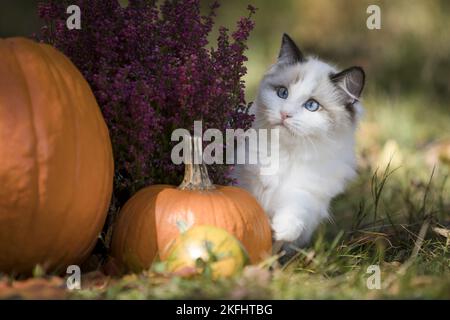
[37,0,255,209]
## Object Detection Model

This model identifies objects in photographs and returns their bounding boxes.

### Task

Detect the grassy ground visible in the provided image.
[1,94,449,300]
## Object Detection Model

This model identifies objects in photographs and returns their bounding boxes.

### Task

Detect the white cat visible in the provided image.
[234,34,365,252]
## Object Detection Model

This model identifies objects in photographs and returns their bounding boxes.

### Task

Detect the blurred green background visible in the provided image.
[210,0,450,102]
[1,0,449,169]
[2,1,449,101]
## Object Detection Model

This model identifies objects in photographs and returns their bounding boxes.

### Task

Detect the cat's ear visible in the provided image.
[330,66,365,100]
[278,33,305,64]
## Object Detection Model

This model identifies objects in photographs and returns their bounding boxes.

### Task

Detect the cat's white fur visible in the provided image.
[234,35,364,249]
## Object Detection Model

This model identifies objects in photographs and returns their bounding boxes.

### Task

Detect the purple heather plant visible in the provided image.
[38,1,255,209]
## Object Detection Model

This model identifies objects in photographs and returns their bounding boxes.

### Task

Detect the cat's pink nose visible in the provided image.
[280,112,292,121]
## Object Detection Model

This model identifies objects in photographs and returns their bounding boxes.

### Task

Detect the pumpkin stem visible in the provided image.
[178,134,215,191]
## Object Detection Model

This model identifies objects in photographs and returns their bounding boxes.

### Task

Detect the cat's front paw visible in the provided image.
[272,213,304,242]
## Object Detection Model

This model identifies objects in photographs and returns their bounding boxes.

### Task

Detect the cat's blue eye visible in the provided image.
[276,86,289,99]
[303,99,320,112]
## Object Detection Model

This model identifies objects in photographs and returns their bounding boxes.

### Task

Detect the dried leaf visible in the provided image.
[433,227,450,239]
[82,271,110,290]
[0,277,67,300]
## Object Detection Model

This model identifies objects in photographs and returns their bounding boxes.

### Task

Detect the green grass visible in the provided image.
[70,163,448,299]
[70,94,450,300]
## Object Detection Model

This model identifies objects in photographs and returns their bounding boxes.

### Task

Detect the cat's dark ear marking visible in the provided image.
[278,33,305,64]
[330,66,365,99]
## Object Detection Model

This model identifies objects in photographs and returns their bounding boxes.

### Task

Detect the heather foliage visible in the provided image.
[38,0,255,206]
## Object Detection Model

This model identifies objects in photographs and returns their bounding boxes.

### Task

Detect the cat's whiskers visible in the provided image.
[304,135,319,157]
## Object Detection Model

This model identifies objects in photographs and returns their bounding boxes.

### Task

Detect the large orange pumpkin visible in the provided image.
[111,136,272,272]
[0,38,114,274]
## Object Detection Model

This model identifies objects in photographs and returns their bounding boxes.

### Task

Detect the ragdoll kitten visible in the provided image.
[234,34,365,253]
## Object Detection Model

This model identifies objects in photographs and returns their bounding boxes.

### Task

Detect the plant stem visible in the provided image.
[178,134,215,191]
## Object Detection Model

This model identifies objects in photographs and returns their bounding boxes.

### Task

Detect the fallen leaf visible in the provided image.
[425,139,450,168]
[0,277,67,300]
[81,271,110,290]
[376,139,403,172]
[433,227,450,239]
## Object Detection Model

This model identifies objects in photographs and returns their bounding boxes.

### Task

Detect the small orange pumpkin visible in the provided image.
[0,38,114,274]
[111,136,272,272]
